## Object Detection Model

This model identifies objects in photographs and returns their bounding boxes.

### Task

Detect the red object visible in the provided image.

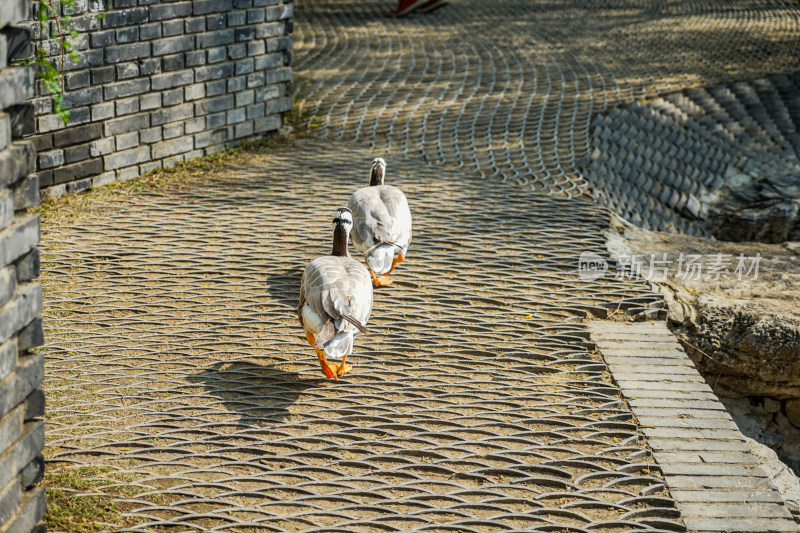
[418,0,448,13]
[390,0,429,16]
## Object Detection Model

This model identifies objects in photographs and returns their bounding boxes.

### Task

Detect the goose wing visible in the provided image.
[349,185,412,249]
[299,256,373,332]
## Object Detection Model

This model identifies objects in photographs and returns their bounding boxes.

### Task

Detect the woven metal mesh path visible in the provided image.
[294,0,800,197]
[43,147,676,532]
[40,0,800,531]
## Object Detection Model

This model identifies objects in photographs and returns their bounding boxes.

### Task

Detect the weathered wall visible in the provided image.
[26,0,294,198]
[0,2,46,532]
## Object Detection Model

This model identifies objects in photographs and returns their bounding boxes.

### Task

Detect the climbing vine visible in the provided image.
[27,0,111,125]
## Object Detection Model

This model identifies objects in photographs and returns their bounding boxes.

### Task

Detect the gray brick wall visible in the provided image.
[0,6,46,533]
[25,0,294,198]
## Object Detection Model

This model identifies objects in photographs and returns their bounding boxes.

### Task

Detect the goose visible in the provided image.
[348,158,412,287]
[299,208,373,380]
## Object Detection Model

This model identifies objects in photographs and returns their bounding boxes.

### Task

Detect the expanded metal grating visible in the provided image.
[40,0,800,531]
[294,0,800,198]
[42,145,678,532]
[583,71,800,236]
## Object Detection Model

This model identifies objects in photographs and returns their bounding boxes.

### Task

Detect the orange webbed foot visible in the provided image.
[334,355,351,377]
[315,348,338,380]
[385,253,405,276]
[372,275,393,287]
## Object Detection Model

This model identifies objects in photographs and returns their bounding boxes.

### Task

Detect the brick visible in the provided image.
[14,249,39,283]
[117,62,140,80]
[90,138,115,157]
[230,44,248,60]
[67,178,92,194]
[162,54,185,72]
[162,88,183,106]
[266,96,292,114]
[117,165,141,181]
[140,23,162,40]
[198,29,235,49]
[105,42,150,64]
[53,123,102,148]
[234,120,253,138]
[151,70,194,91]
[0,142,35,189]
[207,14,226,31]
[184,84,206,101]
[0,111,11,150]
[0,0,27,28]
[185,18,206,34]
[104,146,150,170]
[623,389,717,400]
[0,67,35,110]
[186,50,205,66]
[0,419,43,492]
[207,80,227,96]
[17,317,43,353]
[637,417,738,430]
[0,280,40,349]
[11,174,38,211]
[185,118,205,134]
[116,97,140,116]
[235,57,254,75]
[20,454,45,489]
[153,35,195,56]
[151,103,193,126]
[196,94,234,114]
[141,93,162,111]
[648,438,751,452]
[680,518,798,531]
[246,103,265,119]
[208,46,227,63]
[101,7,149,27]
[227,107,246,124]
[668,489,783,503]
[253,114,280,133]
[9,106,34,141]
[104,114,149,136]
[255,52,281,71]
[140,58,161,76]
[247,8,266,24]
[116,26,139,44]
[152,137,193,159]
[163,19,185,37]
[5,26,32,61]
[228,11,247,26]
[116,132,139,151]
[0,338,17,383]
[266,66,291,84]
[0,265,13,309]
[65,70,90,90]
[194,0,233,15]
[0,472,22,526]
[139,127,162,144]
[91,66,115,84]
[162,122,184,139]
[53,159,103,184]
[4,487,46,533]
[150,2,192,21]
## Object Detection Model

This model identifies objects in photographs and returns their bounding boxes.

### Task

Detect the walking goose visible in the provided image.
[348,158,412,287]
[298,208,373,380]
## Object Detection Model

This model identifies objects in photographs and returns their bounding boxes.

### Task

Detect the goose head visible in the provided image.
[369,157,386,186]
[331,207,353,257]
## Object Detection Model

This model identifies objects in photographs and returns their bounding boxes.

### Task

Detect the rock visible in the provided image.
[676,295,800,399]
[743,436,800,514]
[706,171,800,243]
[787,400,800,428]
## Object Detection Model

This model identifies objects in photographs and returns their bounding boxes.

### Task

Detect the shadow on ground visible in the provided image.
[188,361,321,426]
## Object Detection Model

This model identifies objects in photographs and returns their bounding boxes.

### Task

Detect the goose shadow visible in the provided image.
[265,265,306,311]
[188,361,320,427]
